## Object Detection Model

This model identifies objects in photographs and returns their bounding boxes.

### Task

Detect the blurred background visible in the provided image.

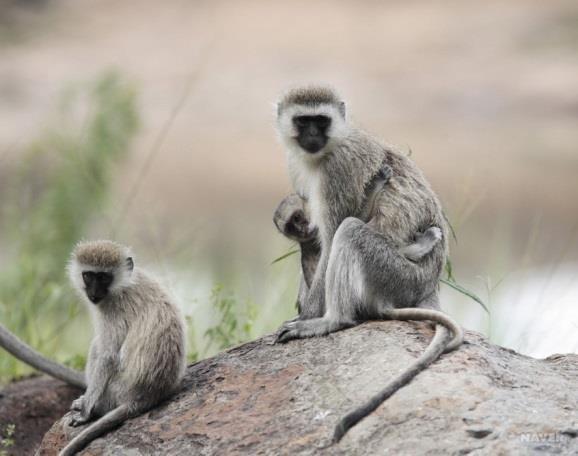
[0,0,577,383]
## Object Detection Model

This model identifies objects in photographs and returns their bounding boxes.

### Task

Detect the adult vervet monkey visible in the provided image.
[274,86,463,443]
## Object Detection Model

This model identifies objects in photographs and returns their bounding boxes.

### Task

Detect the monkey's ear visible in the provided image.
[126,257,134,271]
[338,101,346,118]
[276,102,283,117]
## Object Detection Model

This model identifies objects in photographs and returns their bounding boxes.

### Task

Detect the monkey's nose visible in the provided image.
[301,137,325,153]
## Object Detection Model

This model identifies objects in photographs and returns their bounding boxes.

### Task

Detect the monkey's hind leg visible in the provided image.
[276,217,371,343]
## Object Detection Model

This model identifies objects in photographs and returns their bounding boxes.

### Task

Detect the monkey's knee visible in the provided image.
[334,217,363,244]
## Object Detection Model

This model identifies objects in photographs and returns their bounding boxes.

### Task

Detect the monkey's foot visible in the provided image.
[275,320,311,343]
[70,396,84,412]
[68,412,90,427]
[420,226,442,242]
[275,318,354,343]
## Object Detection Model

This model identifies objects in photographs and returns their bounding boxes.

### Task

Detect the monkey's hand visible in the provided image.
[70,395,85,412]
[377,164,393,184]
[68,410,91,427]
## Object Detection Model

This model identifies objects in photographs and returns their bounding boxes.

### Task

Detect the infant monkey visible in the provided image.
[61,240,186,456]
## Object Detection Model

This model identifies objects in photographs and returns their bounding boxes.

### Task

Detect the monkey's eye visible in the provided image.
[317,116,331,129]
[293,117,307,128]
[96,272,113,286]
[292,212,303,224]
[82,272,90,281]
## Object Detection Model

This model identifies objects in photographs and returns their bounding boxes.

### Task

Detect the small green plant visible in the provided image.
[185,315,199,363]
[0,423,15,456]
[271,248,300,265]
[204,285,256,353]
[64,354,88,372]
[0,70,139,383]
[441,259,489,314]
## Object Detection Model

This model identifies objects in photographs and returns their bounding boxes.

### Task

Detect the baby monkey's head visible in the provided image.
[273,194,318,243]
[68,240,134,304]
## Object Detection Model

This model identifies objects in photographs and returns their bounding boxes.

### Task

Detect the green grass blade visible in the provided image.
[441,278,490,314]
[271,249,299,265]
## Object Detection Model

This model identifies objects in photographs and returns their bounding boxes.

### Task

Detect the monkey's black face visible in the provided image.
[293,115,331,153]
[82,271,113,304]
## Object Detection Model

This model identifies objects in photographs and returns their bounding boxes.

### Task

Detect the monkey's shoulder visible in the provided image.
[371,168,443,234]
[380,147,423,178]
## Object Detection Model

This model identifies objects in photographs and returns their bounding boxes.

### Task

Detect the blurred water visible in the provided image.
[491,263,578,358]
[443,262,578,358]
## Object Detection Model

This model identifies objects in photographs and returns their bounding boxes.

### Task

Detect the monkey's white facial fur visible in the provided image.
[276,85,348,159]
[68,240,135,304]
[277,102,348,158]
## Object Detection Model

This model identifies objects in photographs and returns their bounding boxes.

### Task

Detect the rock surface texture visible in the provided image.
[37,322,577,455]
[0,376,81,455]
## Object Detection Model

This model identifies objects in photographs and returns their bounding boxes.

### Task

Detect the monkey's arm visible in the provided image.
[299,204,351,319]
[0,322,86,388]
[300,253,328,319]
[301,161,389,318]
[295,240,321,312]
[360,164,393,222]
[70,341,115,426]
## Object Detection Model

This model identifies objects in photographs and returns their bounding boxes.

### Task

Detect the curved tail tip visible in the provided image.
[332,423,346,444]
[446,328,464,352]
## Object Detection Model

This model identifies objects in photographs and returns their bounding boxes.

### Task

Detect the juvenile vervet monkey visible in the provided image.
[273,86,463,443]
[273,169,443,311]
[59,240,186,455]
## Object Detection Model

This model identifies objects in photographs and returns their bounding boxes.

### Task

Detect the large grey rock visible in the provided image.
[37,322,577,455]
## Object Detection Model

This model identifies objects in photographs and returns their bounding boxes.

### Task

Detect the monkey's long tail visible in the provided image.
[0,322,86,389]
[59,404,133,456]
[332,309,463,444]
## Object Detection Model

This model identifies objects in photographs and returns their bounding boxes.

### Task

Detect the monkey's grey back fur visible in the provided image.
[324,129,448,266]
